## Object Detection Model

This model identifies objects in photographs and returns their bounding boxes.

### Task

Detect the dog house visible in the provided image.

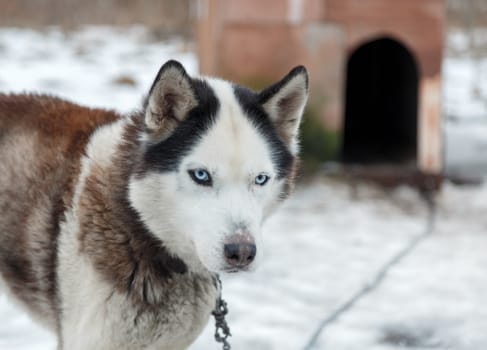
[196,0,445,186]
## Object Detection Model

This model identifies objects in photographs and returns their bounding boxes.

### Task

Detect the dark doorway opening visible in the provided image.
[342,38,418,165]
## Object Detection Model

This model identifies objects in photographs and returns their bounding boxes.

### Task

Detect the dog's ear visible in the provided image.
[144,60,198,139]
[259,66,308,154]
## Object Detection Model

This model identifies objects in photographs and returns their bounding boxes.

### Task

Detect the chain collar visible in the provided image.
[212,274,231,350]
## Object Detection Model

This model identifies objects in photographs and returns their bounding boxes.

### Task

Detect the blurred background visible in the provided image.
[0,1,486,349]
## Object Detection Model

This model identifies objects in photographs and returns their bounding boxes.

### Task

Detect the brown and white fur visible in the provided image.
[0,60,308,349]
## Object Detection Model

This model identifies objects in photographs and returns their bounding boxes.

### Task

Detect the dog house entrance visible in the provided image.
[342,38,418,165]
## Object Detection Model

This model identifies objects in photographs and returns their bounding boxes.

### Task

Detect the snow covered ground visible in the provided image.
[443,29,487,179]
[0,27,486,350]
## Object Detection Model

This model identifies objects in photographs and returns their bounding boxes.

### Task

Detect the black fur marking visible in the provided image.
[143,78,220,172]
[233,85,294,179]
[152,246,188,275]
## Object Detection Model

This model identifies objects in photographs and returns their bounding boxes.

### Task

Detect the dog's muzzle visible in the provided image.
[223,234,256,270]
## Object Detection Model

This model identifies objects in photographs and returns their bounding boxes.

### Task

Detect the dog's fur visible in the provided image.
[0,60,308,349]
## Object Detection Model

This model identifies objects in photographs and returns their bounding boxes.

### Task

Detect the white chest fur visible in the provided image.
[57,211,217,350]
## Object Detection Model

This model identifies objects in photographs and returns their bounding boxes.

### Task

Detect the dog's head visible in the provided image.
[129,60,308,273]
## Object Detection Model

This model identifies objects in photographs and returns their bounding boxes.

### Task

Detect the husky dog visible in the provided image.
[0,60,308,349]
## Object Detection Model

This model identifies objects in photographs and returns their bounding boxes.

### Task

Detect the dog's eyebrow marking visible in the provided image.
[232,85,293,179]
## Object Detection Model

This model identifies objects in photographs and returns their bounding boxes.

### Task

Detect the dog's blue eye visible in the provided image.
[189,169,212,186]
[255,174,270,186]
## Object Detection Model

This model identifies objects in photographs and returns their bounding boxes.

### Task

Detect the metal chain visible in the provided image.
[212,275,231,350]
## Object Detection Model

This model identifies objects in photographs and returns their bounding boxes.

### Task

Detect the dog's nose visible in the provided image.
[224,234,256,268]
